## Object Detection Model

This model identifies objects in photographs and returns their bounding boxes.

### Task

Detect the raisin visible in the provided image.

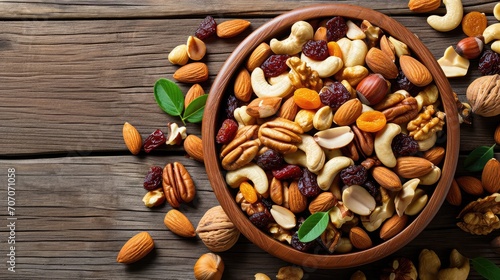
[225,95,239,119]
[363,180,381,203]
[302,40,329,61]
[340,165,368,186]
[272,164,303,180]
[261,197,274,211]
[393,68,422,96]
[478,49,500,76]
[326,16,348,42]
[249,209,273,229]
[143,166,163,191]
[143,129,166,153]
[195,16,217,40]
[319,81,351,110]
[255,149,285,171]
[291,232,315,252]
[216,119,238,144]
[298,168,321,197]
[392,133,419,157]
[261,54,290,78]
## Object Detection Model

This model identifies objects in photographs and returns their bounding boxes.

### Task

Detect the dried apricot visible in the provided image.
[240,181,258,203]
[462,11,487,37]
[327,41,343,58]
[356,111,387,132]
[293,88,322,109]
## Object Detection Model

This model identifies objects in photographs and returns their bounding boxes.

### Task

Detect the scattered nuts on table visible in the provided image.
[276,266,304,280]
[426,0,463,32]
[122,122,142,155]
[164,209,196,238]
[116,232,154,264]
[418,249,470,280]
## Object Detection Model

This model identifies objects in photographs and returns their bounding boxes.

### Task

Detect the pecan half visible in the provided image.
[258,117,303,154]
[221,125,259,158]
[162,162,196,208]
[221,139,261,171]
[352,124,374,158]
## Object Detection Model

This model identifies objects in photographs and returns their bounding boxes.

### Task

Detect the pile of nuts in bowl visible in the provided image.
[215,16,450,254]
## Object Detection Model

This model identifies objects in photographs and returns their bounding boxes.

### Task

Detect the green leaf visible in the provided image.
[297,211,330,243]
[471,257,500,280]
[182,94,208,123]
[154,78,184,117]
[464,144,496,172]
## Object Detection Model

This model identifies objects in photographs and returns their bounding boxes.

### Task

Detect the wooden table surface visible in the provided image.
[1,0,499,279]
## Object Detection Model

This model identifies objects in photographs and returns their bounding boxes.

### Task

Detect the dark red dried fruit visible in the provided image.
[143,166,163,191]
[319,81,351,110]
[249,209,273,229]
[272,164,303,180]
[261,54,290,78]
[393,68,422,96]
[225,95,239,119]
[291,232,315,252]
[363,180,381,203]
[195,16,217,40]
[392,133,419,157]
[326,16,348,42]
[302,40,329,61]
[478,49,500,75]
[255,149,285,171]
[298,168,321,197]
[143,129,166,153]
[340,165,368,186]
[216,119,238,144]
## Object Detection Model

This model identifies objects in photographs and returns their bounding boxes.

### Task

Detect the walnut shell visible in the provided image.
[196,206,240,252]
[466,74,500,117]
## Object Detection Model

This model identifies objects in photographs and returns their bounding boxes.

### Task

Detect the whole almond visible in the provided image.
[164,209,196,238]
[365,47,398,79]
[394,156,434,178]
[122,122,142,155]
[455,176,484,196]
[408,0,441,13]
[400,55,433,87]
[495,123,500,145]
[482,158,500,193]
[379,214,408,240]
[246,42,272,72]
[309,192,337,214]
[277,97,299,121]
[349,226,373,250]
[380,35,396,63]
[216,19,251,38]
[446,179,462,206]
[184,134,204,162]
[246,97,282,118]
[234,68,253,102]
[173,62,209,83]
[288,181,307,214]
[333,98,363,126]
[185,84,205,109]
[423,146,445,166]
[117,232,154,264]
[372,166,402,191]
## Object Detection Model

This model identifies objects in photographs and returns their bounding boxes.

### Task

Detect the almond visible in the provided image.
[423,146,445,166]
[185,84,205,109]
[184,134,204,162]
[173,62,209,83]
[117,232,154,264]
[216,19,251,38]
[277,97,299,121]
[122,122,142,155]
[446,179,462,206]
[288,181,307,214]
[380,35,395,63]
[309,191,337,214]
[164,209,196,238]
[393,156,434,178]
[234,68,253,102]
[495,123,500,145]
[246,42,272,72]
[400,55,433,87]
[246,97,282,118]
[349,226,373,250]
[455,176,484,196]
[365,47,398,79]
[372,166,402,191]
[408,0,441,13]
[333,98,363,126]
[379,214,408,240]
[482,158,500,193]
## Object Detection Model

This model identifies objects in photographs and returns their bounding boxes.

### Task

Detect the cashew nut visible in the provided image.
[234,106,256,127]
[313,106,333,131]
[418,132,438,152]
[317,156,354,190]
[395,178,420,217]
[415,84,439,111]
[226,163,269,194]
[270,21,314,55]
[296,134,326,173]
[418,249,441,280]
[418,166,441,185]
[374,123,401,168]
[405,188,428,216]
[437,46,470,78]
[337,38,368,67]
[300,53,343,78]
[361,187,395,232]
[323,148,343,160]
[251,67,294,98]
[495,3,500,21]
[283,150,308,168]
[346,20,366,40]
[439,249,470,280]
[483,23,500,44]
[255,273,271,280]
[427,0,463,32]
[492,40,500,54]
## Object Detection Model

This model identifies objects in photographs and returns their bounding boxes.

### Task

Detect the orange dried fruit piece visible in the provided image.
[293,88,322,109]
[356,111,387,132]
[327,41,343,58]
[462,11,487,37]
[240,181,258,203]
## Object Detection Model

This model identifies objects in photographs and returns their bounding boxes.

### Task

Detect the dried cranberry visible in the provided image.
[225,95,239,119]
[393,68,421,96]
[216,119,238,144]
[478,49,500,75]
[363,180,381,203]
[298,168,321,197]
[302,40,329,61]
[291,232,315,252]
[255,149,285,171]
[260,54,290,78]
[272,164,303,180]
[249,210,273,229]
[319,81,351,110]
[326,16,347,42]
[143,166,163,191]
[392,133,419,157]
[340,165,368,186]
[195,16,217,40]
[143,129,166,153]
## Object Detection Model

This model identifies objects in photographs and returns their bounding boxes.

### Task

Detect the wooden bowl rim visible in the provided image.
[202,3,459,269]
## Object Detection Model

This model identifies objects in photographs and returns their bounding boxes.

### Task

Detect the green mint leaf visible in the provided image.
[182,94,208,123]
[464,144,496,172]
[298,211,330,243]
[471,257,500,280]
[154,78,184,117]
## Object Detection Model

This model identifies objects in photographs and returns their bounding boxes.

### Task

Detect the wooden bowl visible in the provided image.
[202,4,459,268]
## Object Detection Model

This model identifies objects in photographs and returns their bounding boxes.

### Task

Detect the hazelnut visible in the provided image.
[193,253,224,280]
[455,36,484,60]
[356,73,389,105]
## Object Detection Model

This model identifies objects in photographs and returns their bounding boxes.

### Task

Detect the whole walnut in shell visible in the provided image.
[196,205,240,252]
[466,74,500,117]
